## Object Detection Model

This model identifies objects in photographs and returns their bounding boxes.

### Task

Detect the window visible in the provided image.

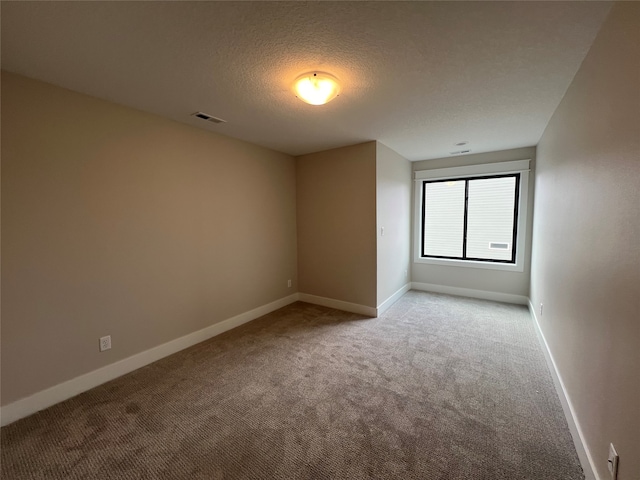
[414,160,530,271]
[422,174,519,262]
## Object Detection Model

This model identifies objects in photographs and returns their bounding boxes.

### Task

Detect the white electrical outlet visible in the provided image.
[404,269,408,278]
[381,227,385,236]
[540,303,544,316]
[287,279,292,288]
[99,335,112,352]
[608,443,619,479]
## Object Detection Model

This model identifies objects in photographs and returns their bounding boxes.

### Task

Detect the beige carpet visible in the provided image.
[1,291,583,479]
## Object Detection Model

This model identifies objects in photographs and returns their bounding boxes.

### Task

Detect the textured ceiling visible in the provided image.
[1,2,611,161]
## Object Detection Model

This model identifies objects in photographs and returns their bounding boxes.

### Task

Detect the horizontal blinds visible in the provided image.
[423,181,465,257]
[466,176,516,261]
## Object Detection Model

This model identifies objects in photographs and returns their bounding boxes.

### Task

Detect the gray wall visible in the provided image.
[412,147,536,297]
[1,73,298,406]
[296,142,378,308]
[376,142,412,306]
[530,4,639,480]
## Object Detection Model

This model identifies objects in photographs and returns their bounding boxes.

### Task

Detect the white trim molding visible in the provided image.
[0,293,300,427]
[409,285,595,478]
[411,282,528,305]
[527,300,599,480]
[414,159,531,180]
[1,285,598,480]
[413,159,530,273]
[298,293,377,317]
[377,283,411,316]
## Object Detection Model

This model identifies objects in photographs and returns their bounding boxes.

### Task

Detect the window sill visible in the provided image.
[414,256,524,272]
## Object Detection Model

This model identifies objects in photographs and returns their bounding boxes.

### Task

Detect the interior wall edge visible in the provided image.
[376,283,412,317]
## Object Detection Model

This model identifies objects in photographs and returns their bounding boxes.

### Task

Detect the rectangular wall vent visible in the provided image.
[449,150,472,155]
[191,112,227,124]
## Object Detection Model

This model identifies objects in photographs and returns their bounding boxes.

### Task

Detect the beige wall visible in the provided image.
[1,73,298,405]
[296,142,377,308]
[412,147,536,297]
[530,4,640,480]
[376,142,411,306]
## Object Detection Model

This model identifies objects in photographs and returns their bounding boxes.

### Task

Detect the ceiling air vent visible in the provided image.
[191,112,227,124]
[449,149,471,155]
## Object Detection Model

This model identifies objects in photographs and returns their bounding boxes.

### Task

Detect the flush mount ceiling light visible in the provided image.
[293,72,341,105]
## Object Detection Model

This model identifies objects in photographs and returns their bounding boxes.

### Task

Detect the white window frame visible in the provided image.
[414,159,530,272]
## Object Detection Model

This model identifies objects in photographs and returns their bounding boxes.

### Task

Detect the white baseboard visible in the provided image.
[527,300,599,480]
[377,283,411,316]
[0,293,300,427]
[0,287,598,480]
[298,293,377,317]
[411,282,529,305]
[409,284,596,478]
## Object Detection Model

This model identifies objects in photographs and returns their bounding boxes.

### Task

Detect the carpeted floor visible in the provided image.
[1,291,583,479]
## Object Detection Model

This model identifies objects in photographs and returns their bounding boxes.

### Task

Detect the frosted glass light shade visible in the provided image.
[293,72,341,105]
